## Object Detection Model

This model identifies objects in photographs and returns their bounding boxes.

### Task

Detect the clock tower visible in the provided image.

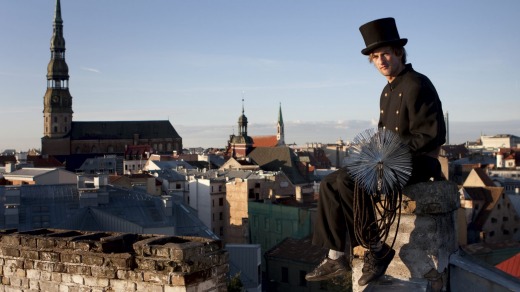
[43,0,73,139]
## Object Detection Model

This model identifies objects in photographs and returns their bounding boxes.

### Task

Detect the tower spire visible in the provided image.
[277,102,285,145]
[43,0,73,139]
[238,98,248,136]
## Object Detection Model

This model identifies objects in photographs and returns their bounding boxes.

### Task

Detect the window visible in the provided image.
[503,216,509,222]
[219,198,224,206]
[212,199,214,207]
[491,217,497,223]
[281,267,288,283]
[219,227,224,236]
[212,213,215,222]
[219,212,223,220]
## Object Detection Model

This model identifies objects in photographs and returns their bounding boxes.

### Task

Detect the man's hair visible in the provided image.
[368,46,407,64]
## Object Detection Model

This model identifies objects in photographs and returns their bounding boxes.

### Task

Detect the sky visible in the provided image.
[1,0,519,151]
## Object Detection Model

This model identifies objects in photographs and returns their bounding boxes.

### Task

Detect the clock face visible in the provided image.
[52,96,59,103]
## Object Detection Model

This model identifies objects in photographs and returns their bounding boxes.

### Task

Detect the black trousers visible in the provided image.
[312,155,442,252]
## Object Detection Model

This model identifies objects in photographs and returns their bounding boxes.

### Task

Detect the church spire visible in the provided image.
[43,0,73,139]
[277,102,285,145]
[238,98,248,136]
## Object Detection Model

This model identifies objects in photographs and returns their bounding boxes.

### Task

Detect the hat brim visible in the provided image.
[361,38,408,55]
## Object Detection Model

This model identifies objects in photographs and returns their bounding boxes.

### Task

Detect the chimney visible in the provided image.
[5,162,15,173]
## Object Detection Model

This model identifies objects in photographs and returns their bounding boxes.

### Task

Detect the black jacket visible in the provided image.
[378,64,446,156]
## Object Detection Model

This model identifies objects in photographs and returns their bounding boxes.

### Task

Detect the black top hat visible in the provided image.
[359,17,407,55]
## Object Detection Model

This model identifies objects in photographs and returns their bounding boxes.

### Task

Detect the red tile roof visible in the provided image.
[495,252,520,278]
[251,135,278,147]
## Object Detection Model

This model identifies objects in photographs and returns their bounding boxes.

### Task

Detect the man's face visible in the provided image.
[370,46,404,81]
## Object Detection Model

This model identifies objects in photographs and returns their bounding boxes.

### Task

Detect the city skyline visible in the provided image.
[1,0,519,151]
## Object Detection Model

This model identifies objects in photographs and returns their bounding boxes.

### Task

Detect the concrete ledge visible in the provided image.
[352,181,459,292]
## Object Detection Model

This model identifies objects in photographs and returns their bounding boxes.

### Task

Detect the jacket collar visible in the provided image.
[388,63,412,90]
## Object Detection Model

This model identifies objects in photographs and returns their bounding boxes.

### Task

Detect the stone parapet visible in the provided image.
[352,181,459,292]
[0,228,228,291]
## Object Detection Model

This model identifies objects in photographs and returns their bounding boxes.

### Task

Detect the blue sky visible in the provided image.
[1,0,519,151]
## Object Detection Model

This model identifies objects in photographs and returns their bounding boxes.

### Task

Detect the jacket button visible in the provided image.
[380,110,384,114]
[385,93,388,97]
[395,127,399,131]
[399,93,402,97]
[396,110,399,114]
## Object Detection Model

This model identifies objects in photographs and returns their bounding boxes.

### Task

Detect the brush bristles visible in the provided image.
[346,128,412,194]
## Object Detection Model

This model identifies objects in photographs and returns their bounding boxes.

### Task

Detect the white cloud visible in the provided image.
[80,67,101,73]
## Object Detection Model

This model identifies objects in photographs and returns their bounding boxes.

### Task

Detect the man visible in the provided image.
[305,17,446,286]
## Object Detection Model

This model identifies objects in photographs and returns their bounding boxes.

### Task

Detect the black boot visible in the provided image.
[305,256,350,282]
[358,243,395,286]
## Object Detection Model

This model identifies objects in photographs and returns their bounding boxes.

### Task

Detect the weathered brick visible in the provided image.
[53,262,67,273]
[2,247,20,257]
[51,272,62,282]
[59,284,72,292]
[67,264,91,275]
[29,278,40,290]
[35,261,55,272]
[90,266,117,279]
[20,249,39,260]
[110,279,137,291]
[39,281,59,292]
[1,276,9,285]
[135,257,157,270]
[40,271,52,281]
[1,235,21,246]
[117,270,143,282]
[40,251,60,262]
[37,238,56,249]
[72,274,84,285]
[20,236,37,249]
[143,271,169,284]
[136,281,163,292]
[61,272,73,283]
[71,241,92,252]
[24,259,35,269]
[61,252,82,264]
[21,277,30,289]
[9,276,22,287]
[14,268,25,278]
[82,254,104,266]
[84,275,110,287]
[153,246,171,258]
[103,253,134,269]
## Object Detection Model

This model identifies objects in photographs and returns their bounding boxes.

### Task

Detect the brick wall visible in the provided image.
[0,229,228,291]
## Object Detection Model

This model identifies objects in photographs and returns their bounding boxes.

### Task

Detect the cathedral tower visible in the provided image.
[43,0,73,139]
